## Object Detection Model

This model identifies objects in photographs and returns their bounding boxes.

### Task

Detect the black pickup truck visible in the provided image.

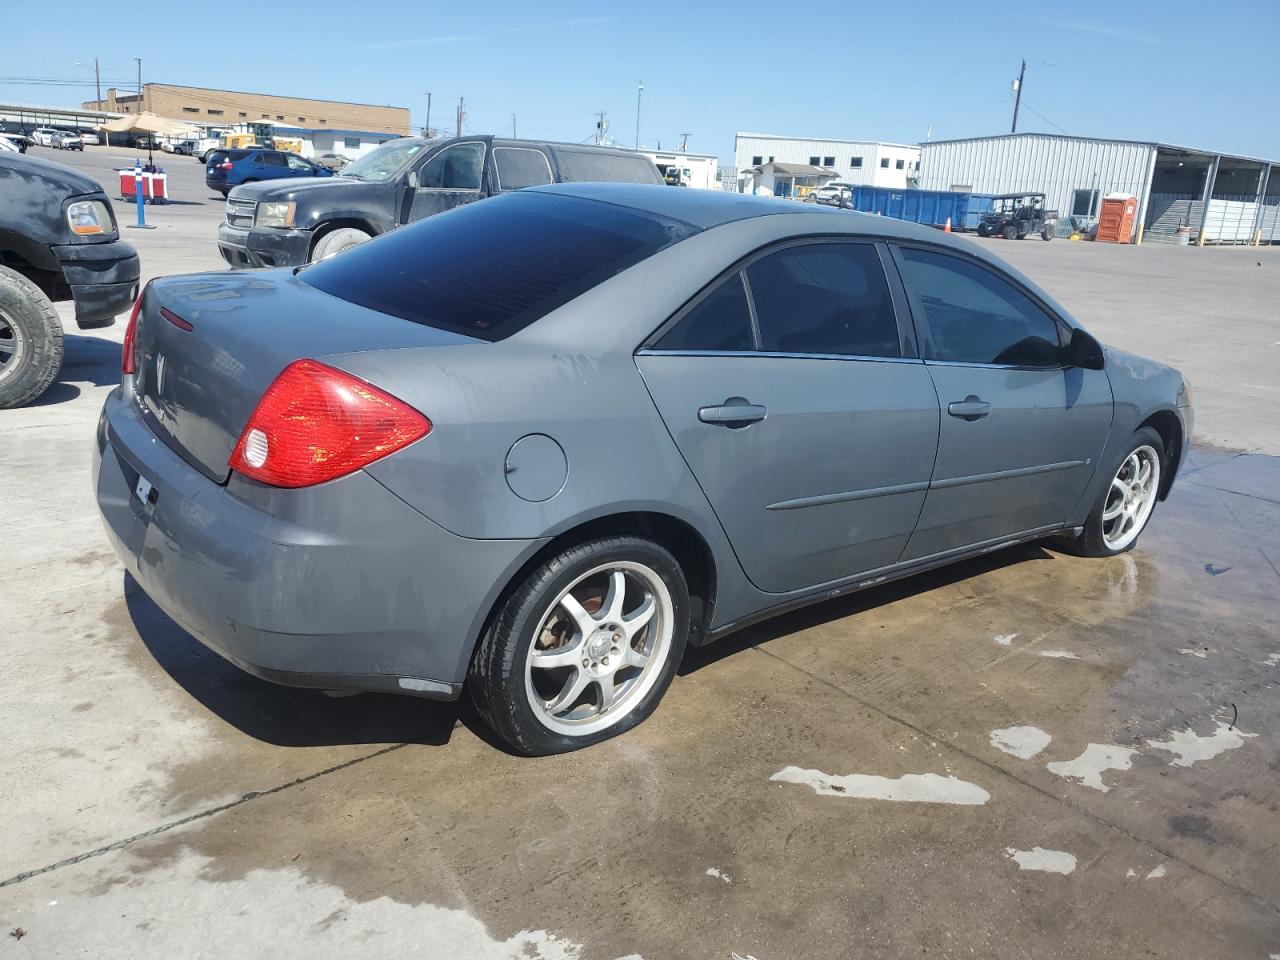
[0,152,139,407]
[216,135,664,268]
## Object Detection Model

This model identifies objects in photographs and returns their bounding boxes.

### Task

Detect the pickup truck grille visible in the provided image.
[226,198,256,229]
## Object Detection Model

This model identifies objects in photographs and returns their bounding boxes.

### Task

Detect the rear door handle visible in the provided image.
[699,397,767,427]
[947,396,991,421]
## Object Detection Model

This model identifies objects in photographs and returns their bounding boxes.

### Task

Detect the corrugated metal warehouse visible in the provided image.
[918,133,1279,245]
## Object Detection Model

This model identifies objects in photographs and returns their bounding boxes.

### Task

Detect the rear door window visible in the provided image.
[257,152,285,167]
[655,274,754,352]
[896,247,1064,366]
[745,243,902,358]
[300,191,698,341]
[494,147,554,191]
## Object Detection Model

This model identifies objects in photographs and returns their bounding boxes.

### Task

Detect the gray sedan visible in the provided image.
[94,184,1193,755]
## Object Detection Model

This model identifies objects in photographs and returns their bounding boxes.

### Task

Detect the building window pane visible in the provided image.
[238,112,247,118]
[207,109,223,116]
[752,155,762,165]
[880,157,890,168]
[850,156,863,168]
[344,137,360,149]
[808,155,820,166]
[1072,189,1098,217]
[746,243,901,358]
[895,159,904,170]
[823,155,835,167]
[182,106,198,114]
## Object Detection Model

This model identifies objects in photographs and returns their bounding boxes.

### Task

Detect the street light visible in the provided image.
[635,80,643,150]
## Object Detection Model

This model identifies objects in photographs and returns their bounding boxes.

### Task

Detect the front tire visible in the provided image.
[1065,427,1164,557]
[1002,224,1018,240]
[469,536,690,755]
[0,266,63,409]
[1041,227,1054,241]
[310,227,371,262]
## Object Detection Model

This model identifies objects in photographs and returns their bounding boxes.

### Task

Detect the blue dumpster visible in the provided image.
[846,185,993,231]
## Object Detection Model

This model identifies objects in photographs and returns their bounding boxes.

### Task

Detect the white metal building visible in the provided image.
[918,133,1280,245]
[640,150,720,189]
[733,132,920,191]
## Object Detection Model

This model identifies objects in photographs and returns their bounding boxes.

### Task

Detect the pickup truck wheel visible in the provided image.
[0,266,63,409]
[311,227,371,262]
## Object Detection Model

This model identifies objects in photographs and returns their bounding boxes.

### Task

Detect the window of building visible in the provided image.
[261,114,269,119]
[768,155,775,162]
[182,106,198,114]
[1072,189,1099,218]
[238,112,247,118]
[850,156,863,168]
[897,247,1063,367]
[655,273,753,352]
[319,118,328,124]
[276,115,284,121]
[895,159,904,170]
[808,155,820,166]
[746,243,900,358]
[880,157,890,168]
[344,136,360,149]
[297,117,306,122]
[823,156,835,167]
[751,154,763,165]
[207,109,223,116]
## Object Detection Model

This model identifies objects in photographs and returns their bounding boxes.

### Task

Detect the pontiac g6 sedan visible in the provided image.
[94,184,1193,755]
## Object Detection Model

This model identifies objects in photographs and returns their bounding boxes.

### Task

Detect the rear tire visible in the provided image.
[1002,224,1018,240]
[977,225,990,238]
[310,227,371,262]
[0,266,63,409]
[1041,227,1054,241]
[468,536,690,756]
[1062,427,1164,558]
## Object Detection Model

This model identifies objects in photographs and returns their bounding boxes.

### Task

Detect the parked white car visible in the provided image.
[79,130,101,146]
[31,127,61,147]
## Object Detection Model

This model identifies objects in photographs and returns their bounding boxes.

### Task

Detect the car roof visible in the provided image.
[527,182,965,244]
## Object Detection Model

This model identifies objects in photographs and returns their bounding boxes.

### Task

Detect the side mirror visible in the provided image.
[406,170,418,189]
[1066,328,1105,370]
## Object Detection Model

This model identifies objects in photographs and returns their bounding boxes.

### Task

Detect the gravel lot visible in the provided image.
[2,144,1278,959]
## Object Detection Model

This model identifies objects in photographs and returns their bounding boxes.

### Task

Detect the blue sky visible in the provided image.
[3,0,1278,161]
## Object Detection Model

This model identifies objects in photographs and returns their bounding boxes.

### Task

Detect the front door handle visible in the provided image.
[699,397,767,427]
[947,396,991,421]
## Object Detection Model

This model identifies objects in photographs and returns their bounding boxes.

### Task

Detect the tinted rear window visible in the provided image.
[554,149,662,184]
[300,191,698,342]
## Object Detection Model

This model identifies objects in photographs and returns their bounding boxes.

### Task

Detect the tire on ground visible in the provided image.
[310,227,371,263]
[1002,224,1018,240]
[0,265,64,409]
[1060,425,1165,558]
[468,535,691,756]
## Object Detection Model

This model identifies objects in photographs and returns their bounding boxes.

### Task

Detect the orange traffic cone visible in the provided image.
[944,216,952,233]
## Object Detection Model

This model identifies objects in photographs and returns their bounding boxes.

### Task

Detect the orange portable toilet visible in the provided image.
[1096,193,1138,243]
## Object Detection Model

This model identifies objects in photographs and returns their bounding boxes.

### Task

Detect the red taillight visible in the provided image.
[217,161,232,171]
[228,359,430,488]
[121,286,146,375]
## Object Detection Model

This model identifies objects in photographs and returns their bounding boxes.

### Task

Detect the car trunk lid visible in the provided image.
[132,269,476,484]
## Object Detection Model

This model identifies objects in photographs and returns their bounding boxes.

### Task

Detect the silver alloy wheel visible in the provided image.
[524,560,674,737]
[1102,444,1161,552]
[0,306,25,386]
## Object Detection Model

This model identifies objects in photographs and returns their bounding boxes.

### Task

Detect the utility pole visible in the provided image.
[1010,59,1025,134]
[94,57,101,107]
[511,113,517,138]
[634,80,643,150]
[595,110,607,145]
[679,132,690,152]
[135,57,142,113]
[455,96,465,137]
[425,92,431,137]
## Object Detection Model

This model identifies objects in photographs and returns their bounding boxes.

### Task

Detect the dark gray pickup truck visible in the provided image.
[0,152,140,407]
[216,135,663,268]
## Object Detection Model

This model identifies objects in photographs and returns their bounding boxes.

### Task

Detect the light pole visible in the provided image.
[635,80,643,150]
[425,92,431,137]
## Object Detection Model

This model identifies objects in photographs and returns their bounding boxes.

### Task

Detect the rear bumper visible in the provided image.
[217,222,311,269]
[51,239,140,328]
[94,385,543,698]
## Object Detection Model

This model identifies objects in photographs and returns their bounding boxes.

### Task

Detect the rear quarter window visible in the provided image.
[553,149,663,185]
[494,147,554,191]
[300,191,698,341]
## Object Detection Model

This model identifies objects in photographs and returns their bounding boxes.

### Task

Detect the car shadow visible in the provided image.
[28,334,124,406]
[679,543,1055,675]
[124,574,462,748]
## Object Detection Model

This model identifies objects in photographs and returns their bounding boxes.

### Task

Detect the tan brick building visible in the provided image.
[83,83,410,136]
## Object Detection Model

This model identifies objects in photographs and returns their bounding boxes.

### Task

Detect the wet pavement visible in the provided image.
[1,150,1278,957]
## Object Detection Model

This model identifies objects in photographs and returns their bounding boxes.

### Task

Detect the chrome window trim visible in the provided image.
[637,349,925,365]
